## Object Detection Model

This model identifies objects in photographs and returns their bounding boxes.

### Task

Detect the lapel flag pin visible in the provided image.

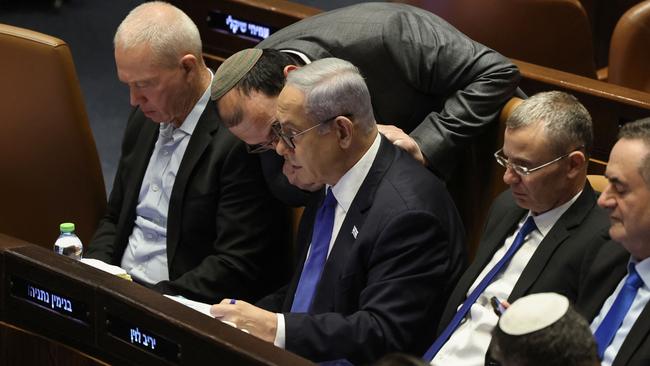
[352,226,359,239]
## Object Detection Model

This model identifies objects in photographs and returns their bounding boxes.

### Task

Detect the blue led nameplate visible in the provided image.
[10,276,89,323]
[106,313,181,363]
[207,11,276,42]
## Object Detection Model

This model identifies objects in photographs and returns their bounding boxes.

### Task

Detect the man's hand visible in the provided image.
[210,299,278,343]
[378,124,428,166]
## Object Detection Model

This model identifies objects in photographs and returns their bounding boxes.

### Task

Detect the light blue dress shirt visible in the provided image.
[121,72,212,284]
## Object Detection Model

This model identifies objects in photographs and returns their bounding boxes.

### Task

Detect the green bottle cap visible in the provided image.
[59,222,75,233]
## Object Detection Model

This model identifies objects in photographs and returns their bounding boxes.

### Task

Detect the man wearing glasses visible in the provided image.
[424,91,610,366]
[210,2,520,204]
[210,58,466,364]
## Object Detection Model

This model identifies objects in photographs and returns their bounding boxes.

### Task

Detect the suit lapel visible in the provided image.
[166,101,219,263]
[509,183,596,300]
[282,192,323,311]
[437,197,524,331]
[460,205,525,295]
[307,137,393,310]
[119,114,158,248]
[614,302,650,366]
[471,207,525,283]
[272,39,331,63]
[579,241,629,320]
[123,115,158,204]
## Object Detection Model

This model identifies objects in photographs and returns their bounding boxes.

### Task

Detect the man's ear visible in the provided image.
[283,64,300,77]
[180,54,198,75]
[567,150,587,178]
[334,116,354,149]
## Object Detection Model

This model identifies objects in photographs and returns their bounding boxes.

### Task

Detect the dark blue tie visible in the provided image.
[423,215,537,362]
[594,265,644,358]
[291,188,337,313]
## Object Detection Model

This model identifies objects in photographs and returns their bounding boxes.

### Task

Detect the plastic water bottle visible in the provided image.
[54,222,83,260]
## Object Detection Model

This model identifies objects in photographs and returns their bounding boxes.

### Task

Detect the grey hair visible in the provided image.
[507,91,593,157]
[285,57,375,134]
[618,117,650,185]
[114,1,203,67]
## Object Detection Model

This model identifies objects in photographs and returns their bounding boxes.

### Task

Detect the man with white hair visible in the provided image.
[210,58,466,364]
[86,1,290,303]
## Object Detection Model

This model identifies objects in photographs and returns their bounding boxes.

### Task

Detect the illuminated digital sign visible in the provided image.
[106,313,181,363]
[207,11,276,42]
[10,276,89,323]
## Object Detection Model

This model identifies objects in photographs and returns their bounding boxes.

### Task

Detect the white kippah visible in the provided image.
[499,292,569,336]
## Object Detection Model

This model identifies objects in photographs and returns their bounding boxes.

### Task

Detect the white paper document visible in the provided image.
[164,294,213,317]
[163,295,246,332]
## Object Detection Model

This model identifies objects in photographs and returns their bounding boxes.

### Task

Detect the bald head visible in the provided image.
[114,1,204,67]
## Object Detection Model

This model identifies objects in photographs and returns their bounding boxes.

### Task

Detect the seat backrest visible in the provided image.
[587,175,609,192]
[608,0,650,93]
[398,0,598,78]
[587,158,608,192]
[0,24,106,249]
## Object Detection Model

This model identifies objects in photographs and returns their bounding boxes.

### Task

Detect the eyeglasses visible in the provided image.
[245,136,278,154]
[272,114,351,150]
[494,146,584,176]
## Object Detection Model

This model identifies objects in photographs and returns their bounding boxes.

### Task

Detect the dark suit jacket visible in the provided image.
[438,183,610,337]
[86,102,291,303]
[257,2,520,179]
[257,137,467,364]
[577,240,650,366]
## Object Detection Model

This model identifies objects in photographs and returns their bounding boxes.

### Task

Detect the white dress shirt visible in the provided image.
[590,256,650,366]
[280,49,312,65]
[274,133,381,348]
[120,71,213,285]
[431,191,581,366]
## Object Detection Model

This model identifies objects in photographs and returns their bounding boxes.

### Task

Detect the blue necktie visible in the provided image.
[594,265,644,358]
[291,188,337,313]
[423,215,537,362]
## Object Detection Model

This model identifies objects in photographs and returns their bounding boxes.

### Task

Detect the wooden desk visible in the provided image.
[0,233,313,366]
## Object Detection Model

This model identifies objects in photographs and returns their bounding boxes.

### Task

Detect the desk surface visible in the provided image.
[0,233,314,366]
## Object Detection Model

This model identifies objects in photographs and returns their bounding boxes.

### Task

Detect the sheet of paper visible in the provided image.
[163,295,246,332]
[164,294,213,317]
[80,258,132,280]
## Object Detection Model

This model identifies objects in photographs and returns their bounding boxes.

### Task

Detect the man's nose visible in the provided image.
[502,165,521,185]
[597,184,615,209]
[275,137,290,156]
[129,88,144,106]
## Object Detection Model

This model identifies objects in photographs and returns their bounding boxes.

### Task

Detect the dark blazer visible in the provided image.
[257,2,520,179]
[86,102,291,303]
[577,240,650,366]
[258,137,467,364]
[438,183,610,336]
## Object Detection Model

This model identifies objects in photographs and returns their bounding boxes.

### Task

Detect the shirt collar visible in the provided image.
[279,49,311,65]
[159,68,213,138]
[329,133,381,214]
[527,189,582,237]
[629,256,650,289]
